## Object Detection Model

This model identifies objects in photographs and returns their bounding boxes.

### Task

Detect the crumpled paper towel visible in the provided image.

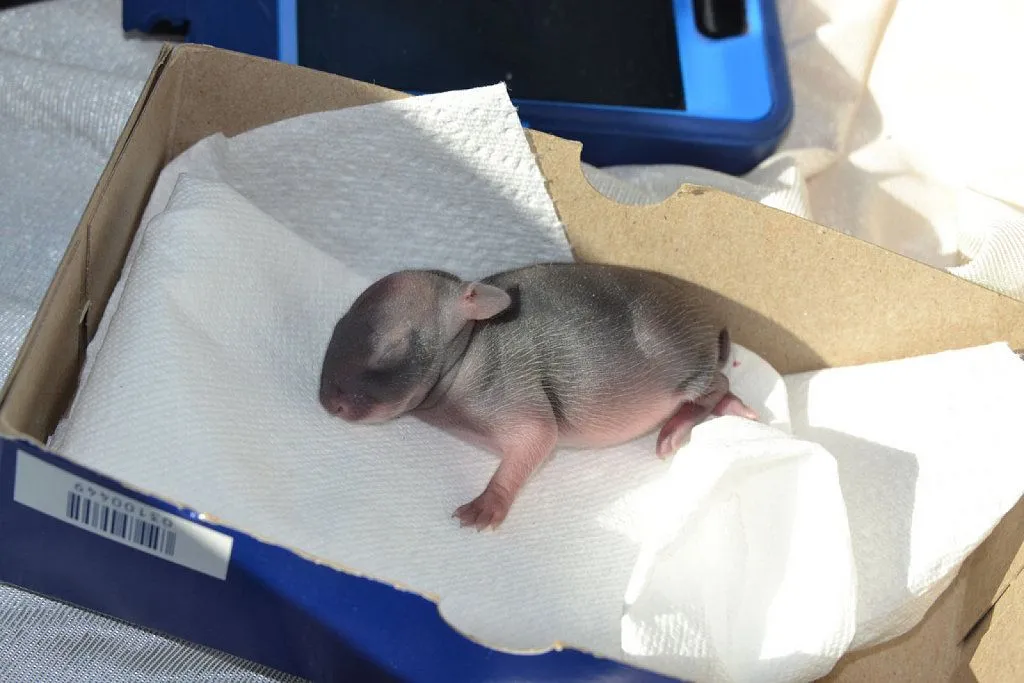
[48,85,1024,683]
[621,341,1024,682]
[786,343,1024,649]
[620,417,857,683]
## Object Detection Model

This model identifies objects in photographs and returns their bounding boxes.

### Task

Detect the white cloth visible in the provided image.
[620,417,857,683]
[584,0,1024,303]
[49,84,1024,683]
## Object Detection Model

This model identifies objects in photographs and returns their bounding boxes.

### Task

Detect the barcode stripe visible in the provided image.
[64,492,176,558]
[16,452,232,580]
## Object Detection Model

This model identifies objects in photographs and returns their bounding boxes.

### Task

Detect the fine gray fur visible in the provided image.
[319,262,752,529]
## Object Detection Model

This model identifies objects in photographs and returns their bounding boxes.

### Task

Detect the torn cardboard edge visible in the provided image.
[1,42,1023,682]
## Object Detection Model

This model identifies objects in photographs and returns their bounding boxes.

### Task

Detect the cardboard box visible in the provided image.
[2,43,1024,682]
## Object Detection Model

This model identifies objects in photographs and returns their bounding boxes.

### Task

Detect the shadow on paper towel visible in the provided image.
[794,428,919,649]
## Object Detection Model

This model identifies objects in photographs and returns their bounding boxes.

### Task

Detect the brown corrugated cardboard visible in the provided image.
[1,42,1023,682]
[960,559,1024,681]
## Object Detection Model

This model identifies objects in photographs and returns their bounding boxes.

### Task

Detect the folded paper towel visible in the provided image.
[72,83,574,395]
[49,85,1024,683]
[52,172,845,683]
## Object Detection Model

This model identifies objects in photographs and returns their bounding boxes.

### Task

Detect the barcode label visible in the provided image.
[14,451,233,579]
[65,489,177,556]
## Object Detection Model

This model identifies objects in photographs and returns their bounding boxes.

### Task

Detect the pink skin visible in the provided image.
[326,356,758,532]
[322,400,403,424]
[655,373,759,458]
[452,419,558,529]
[442,372,758,531]
[322,389,426,425]
[320,265,764,532]
[424,285,759,531]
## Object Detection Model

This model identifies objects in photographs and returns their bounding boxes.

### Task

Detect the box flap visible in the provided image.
[959,555,1024,681]
[958,496,1024,641]
[529,132,1024,374]
[169,44,407,158]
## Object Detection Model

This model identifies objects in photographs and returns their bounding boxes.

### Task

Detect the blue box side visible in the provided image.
[123,0,793,174]
[123,0,281,63]
[519,0,794,172]
[488,0,793,172]
[0,437,676,683]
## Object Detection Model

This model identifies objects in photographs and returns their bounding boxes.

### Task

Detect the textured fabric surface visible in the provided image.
[620,416,855,683]
[0,589,303,679]
[0,588,304,682]
[0,0,160,382]
[784,343,1024,649]
[0,1,300,680]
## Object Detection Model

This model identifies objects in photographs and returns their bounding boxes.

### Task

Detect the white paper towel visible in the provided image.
[51,171,806,682]
[620,417,857,683]
[48,84,1024,683]
[68,83,573,399]
[786,344,1024,649]
[621,341,1024,682]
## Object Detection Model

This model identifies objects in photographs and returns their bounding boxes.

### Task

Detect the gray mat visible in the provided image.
[0,0,299,679]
